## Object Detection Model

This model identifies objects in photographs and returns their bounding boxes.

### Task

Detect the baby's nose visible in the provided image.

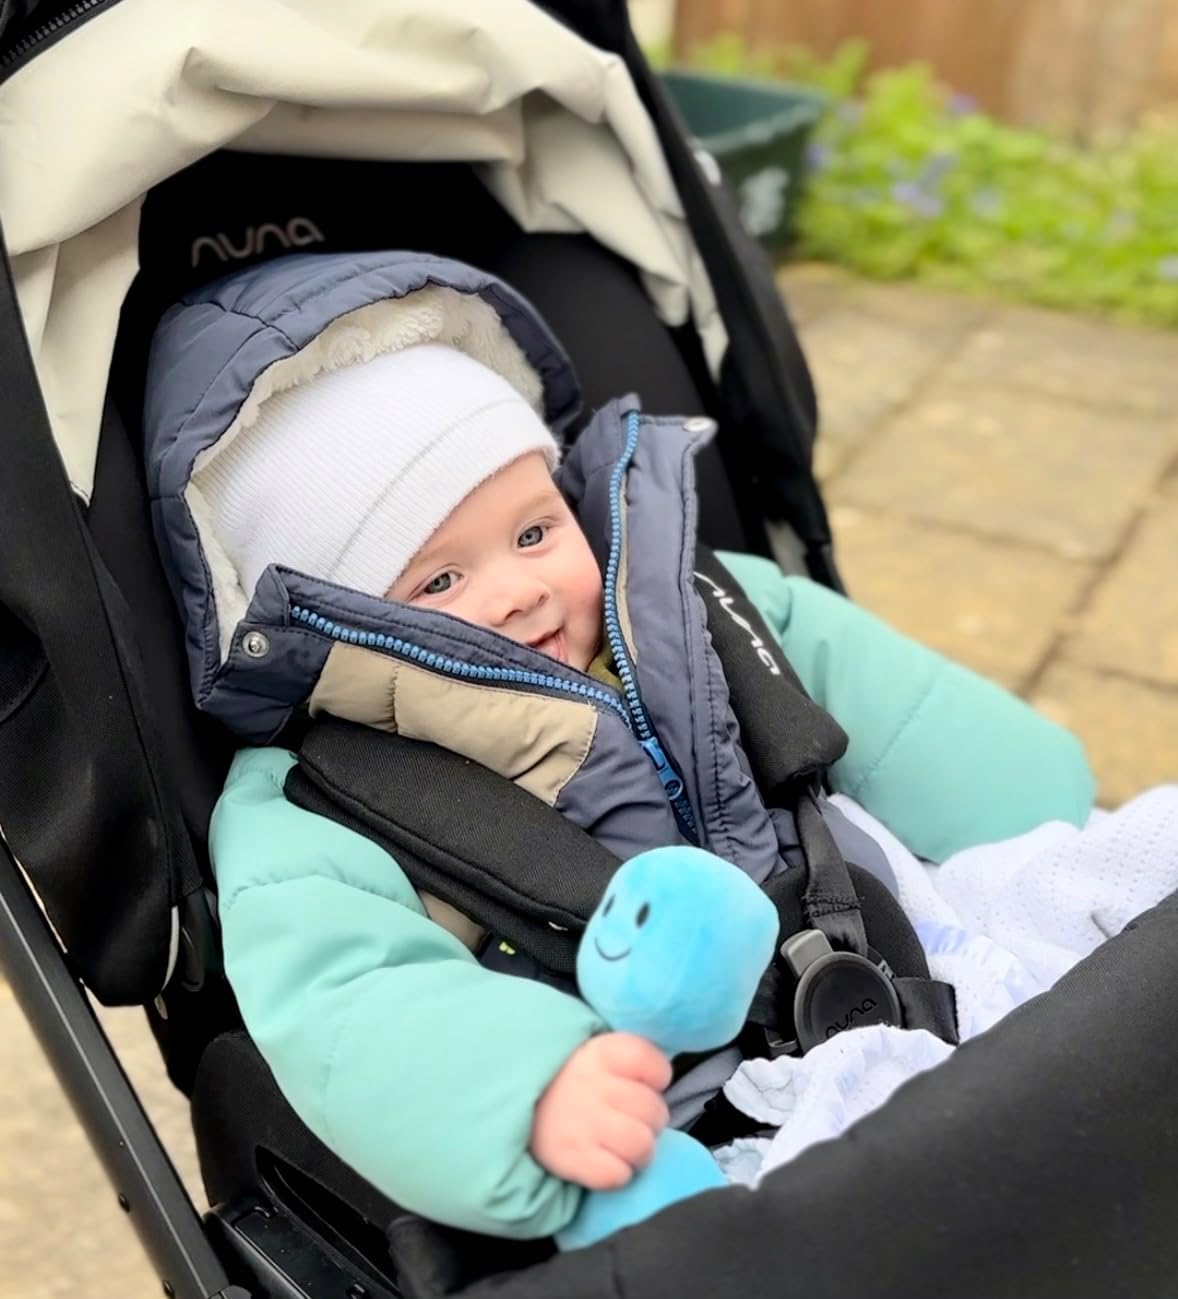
[486,572,547,625]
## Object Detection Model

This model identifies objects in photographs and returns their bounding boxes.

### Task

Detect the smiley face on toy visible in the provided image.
[577,845,780,1058]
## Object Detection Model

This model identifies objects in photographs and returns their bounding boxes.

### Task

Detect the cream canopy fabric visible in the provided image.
[0,0,726,499]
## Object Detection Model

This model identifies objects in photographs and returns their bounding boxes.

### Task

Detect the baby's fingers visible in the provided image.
[573,1146,636,1192]
[598,1109,659,1172]
[603,1076,670,1135]
[596,1032,672,1091]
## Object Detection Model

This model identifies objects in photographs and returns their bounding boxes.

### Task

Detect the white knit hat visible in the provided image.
[197,343,560,600]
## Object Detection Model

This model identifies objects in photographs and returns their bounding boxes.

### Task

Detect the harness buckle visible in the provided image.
[780,928,902,1053]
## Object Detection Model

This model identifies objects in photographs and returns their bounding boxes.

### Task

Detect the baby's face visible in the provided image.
[386,452,604,672]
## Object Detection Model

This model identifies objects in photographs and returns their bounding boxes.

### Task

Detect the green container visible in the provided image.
[662,69,826,252]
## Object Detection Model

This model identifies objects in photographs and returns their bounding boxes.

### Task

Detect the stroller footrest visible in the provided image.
[206,1195,401,1299]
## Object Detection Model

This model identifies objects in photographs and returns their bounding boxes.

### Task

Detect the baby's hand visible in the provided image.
[530,1032,672,1189]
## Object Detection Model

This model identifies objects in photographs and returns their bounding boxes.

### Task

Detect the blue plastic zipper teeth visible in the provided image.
[287,607,631,724]
[604,412,699,842]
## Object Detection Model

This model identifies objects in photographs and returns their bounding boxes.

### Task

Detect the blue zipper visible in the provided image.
[286,408,697,840]
[604,412,699,842]
[287,607,631,724]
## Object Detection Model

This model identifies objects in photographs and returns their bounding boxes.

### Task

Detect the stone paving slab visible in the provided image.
[1062,477,1178,688]
[944,304,1178,419]
[839,279,993,337]
[0,983,201,1299]
[783,269,999,483]
[797,308,962,480]
[776,261,852,325]
[1031,663,1178,807]
[829,505,1094,690]
[779,264,992,336]
[830,380,1178,561]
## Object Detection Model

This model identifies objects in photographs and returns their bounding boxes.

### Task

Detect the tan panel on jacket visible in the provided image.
[308,641,599,807]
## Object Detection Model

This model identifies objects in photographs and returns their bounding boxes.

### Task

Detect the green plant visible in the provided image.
[794,63,1178,326]
[685,38,1178,327]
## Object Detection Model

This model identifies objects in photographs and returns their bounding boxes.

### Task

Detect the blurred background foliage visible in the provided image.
[684,35,1178,327]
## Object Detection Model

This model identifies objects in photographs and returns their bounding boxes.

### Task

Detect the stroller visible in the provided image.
[2,3,1177,1297]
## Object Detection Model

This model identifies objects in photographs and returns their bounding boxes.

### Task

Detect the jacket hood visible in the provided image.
[144,250,581,718]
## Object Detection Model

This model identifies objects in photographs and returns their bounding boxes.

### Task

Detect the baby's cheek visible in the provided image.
[578,569,605,633]
[568,562,604,669]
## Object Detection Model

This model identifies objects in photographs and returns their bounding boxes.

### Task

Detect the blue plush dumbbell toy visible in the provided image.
[556,845,779,1250]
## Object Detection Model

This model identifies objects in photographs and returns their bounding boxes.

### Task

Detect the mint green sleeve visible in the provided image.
[715,551,1096,861]
[210,747,604,1238]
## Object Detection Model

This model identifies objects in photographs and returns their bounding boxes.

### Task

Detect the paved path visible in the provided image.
[2,270,1176,1296]
[0,989,201,1298]
[780,264,1178,807]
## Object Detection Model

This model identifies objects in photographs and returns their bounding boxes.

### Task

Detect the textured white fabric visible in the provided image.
[719,784,1178,1185]
[716,1027,954,1188]
[915,789,1178,990]
[197,344,559,599]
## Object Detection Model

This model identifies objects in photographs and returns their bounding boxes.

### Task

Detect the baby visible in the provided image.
[379,427,673,1194]
[144,249,1096,1238]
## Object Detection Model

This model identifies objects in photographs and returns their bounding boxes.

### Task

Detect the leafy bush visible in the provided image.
[688,38,1178,327]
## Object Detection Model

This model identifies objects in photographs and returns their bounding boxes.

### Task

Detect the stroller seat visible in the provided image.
[116,152,781,1295]
[3,6,1178,1299]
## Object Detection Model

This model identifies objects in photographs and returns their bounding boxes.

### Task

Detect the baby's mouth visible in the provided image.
[528,630,566,664]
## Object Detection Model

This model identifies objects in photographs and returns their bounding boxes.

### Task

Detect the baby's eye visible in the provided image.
[421,572,455,596]
[517,524,546,549]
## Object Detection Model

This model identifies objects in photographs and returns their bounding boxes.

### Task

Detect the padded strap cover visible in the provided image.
[289,719,621,974]
[693,547,847,804]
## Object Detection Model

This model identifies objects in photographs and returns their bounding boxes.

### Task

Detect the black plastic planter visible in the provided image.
[662,68,825,253]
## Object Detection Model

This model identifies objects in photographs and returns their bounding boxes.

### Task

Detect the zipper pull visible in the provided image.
[641,737,700,843]
[640,736,685,800]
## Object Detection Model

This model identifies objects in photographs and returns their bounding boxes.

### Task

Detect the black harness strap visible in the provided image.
[692,545,848,804]
[795,790,868,956]
[894,978,959,1040]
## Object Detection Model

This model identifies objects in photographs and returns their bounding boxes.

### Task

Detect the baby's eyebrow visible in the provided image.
[402,545,451,576]
[516,486,564,516]
[397,535,455,580]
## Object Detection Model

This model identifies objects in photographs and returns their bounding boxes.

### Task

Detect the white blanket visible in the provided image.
[718,784,1178,1187]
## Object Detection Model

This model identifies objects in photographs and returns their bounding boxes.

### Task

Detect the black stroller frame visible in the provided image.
[0,837,249,1299]
[3,4,1178,1299]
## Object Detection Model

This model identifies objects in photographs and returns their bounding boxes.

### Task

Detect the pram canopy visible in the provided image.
[2,5,1177,1299]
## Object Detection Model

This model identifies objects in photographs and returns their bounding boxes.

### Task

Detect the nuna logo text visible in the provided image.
[190,217,325,267]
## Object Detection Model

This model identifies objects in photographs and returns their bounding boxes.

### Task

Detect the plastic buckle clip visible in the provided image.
[781,929,902,1053]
